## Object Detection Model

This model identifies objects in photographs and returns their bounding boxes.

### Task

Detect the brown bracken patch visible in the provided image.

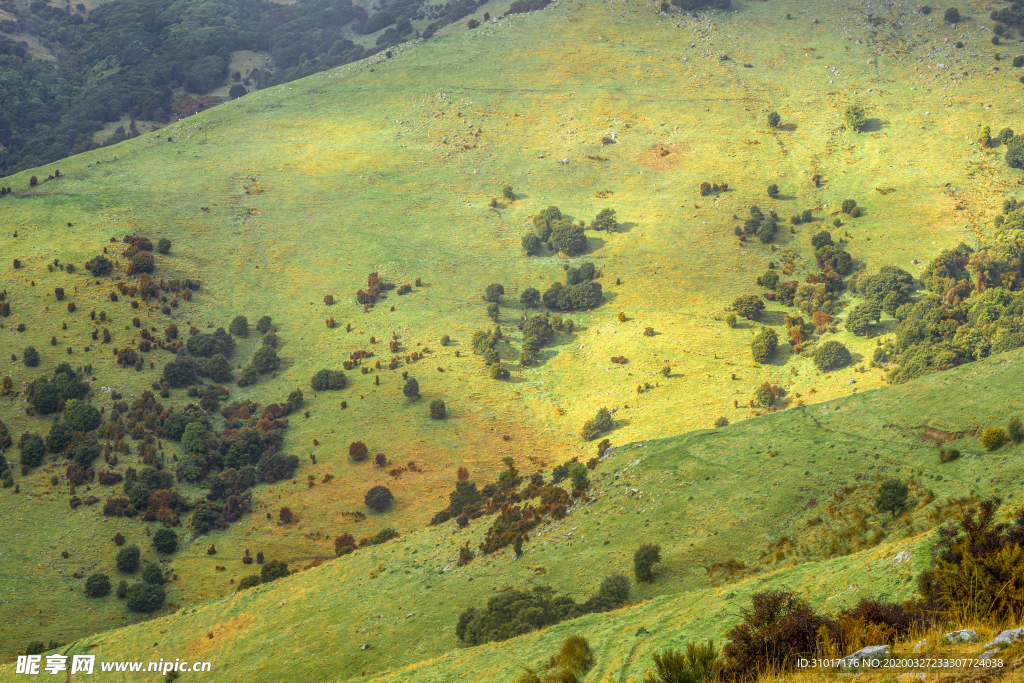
[635,143,685,170]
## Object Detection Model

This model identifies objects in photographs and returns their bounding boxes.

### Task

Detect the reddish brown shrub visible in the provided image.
[279,507,294,524]
[374,453,388,467]
[457,466,469,481]
[113,532,125,546]
[335,533,357,556]
[349,441,368,461]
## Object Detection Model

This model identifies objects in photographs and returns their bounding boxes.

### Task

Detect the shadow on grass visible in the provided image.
[860,118,886,132]
[585,235,606,253]
[777,122,798,132]
[615,222,636,233]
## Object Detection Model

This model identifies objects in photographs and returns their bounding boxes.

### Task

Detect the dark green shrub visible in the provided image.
[522,233,542,255]
[488,362,510,380]
[533,206,562,241]
[810,230,833,249]
[944,6,959,22]
[487,302,500,321]
[141,563,164,585]
[45,422,73,453]
[756,217,779,243]
[846,301,882,336]
[750,327,778,363]
[85,255,113,277]
[633,543,662,582]
[21,434,45,467]
[767,111,780,128]
[32,380,60,414]
[844,105,867,132]
[116,545,141,573]
[260,560,290,583]
[999,127,1016,144]
[732,294,765,320]
[157,238,171,254]
[72,441,100,468]
[66,400,101,432]
[23,346,39,367]
[185,328,235,358]
[503,184,515,200]
[252,346,280,374]
[228,315,249,337]
[1009,417,1024,444]
[875,479,909,518]
[813,340,852,372]
[84,573,111,598]
[365,485,394,512]
[125,582,165,613]
[1006,136,1024,168]
[366,527,400,545]
[568,461,589,490]
[714,417,729,428]
[759,270,779,290]
[162,358,196,388]
[521,288,541,308]
[176,455,202,483]
[592,208,618,232]
[599,573,631,603]
[801,209,813,222]
[841,199,858,214]
[238,574,261,590]
[483,283,505,302]
[256,316,273,334]
[116,580,128,598]
[152,528,178,554]
[403,377,420,400]
[129,251,154,273]
[581,407,613,440]
[181,422,209,454]
[550,219,587,256]
[430,399,446,419]
[766,184,779,198]
[311,369,346,390]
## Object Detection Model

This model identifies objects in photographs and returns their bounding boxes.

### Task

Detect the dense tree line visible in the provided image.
[0,0,479,175]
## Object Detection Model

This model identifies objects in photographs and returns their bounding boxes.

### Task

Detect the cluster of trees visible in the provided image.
[738,205,779,244]
[868,211,1024,382]
[523,207,617,257]
[456,575,631,646]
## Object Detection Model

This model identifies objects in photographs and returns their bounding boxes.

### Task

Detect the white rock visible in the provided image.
[839,645,890,667]
[942,629,978,644]
[984,627,1024,649]
[979,649,1000,662]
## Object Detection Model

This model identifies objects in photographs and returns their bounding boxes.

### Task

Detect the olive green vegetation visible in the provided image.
[7,348,1024,681]
[2,0,1024,674]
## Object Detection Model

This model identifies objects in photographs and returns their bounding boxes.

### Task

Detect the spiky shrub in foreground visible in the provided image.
[642,640,718,683]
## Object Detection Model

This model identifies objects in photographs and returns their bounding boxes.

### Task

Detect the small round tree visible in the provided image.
[65,400,102,432]
[943,6,959,23]
[365,485,394,512]
[125,582,165,613]
[483,283,505,303]
[256,316,273,334]
[141,563,165,585]
[228,315,249,337]
[85,255,113,277]
[732,294,765,320]
[430,399,446,419]
[521,288,541,309]
[403,377,420,400]
[84,573,111,598]
[503,184,515,200]
[1006,136,1024,169]
[813,340,852,372]
[592,208,619,232]
[152,528,178,554]
[767,184,779,199]
[875,480,909,519]
[633,543,662,582]
[750,327,778,363]
[521,233,542,255]
[599,573,631,603]
[238,574,261,589]
[22,346,39,367]
[116,545,141,573]
[767,111,781,128]
[568,461,589,490]
[21,434,46,467]
[1008,417,1024,444]
[157,238,171,254]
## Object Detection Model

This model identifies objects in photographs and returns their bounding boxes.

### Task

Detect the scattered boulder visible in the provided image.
[984,627,1024,649]
[979,650,1000,662]
[942,629,978,644]
[839,645,889,667]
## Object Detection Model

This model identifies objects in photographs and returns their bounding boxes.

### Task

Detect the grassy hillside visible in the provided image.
[2,346,1023,680]
[2,0,1024,671]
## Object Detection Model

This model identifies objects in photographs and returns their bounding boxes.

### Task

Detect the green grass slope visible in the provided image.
[3,346,1021,681]
[2,0,1023,667]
